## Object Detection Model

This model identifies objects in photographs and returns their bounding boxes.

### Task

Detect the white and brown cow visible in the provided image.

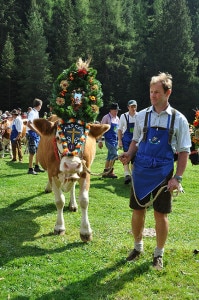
[0,119,27,158]
[0,119,13,158]
[33,117,109,242]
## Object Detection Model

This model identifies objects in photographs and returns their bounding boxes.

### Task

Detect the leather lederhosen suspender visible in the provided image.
[142,108,176,144]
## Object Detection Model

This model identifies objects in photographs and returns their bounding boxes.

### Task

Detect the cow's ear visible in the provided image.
[89,123,110,139]
[33,119,56,135]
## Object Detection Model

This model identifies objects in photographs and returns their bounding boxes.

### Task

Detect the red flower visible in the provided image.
[193,120,199,127]
[195,110,199,118]
[78,68,87,77]
[60,90,66,97]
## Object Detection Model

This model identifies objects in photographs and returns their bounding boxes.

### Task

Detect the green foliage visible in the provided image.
[1,34,15,79]
[0,0,198,121]
[17,2,52,108]
[0,147,198,299]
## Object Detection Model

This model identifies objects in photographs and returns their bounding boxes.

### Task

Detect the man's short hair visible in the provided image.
[33,98,43,107]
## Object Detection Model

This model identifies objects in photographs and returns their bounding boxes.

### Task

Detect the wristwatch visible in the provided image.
[174,174,182,182]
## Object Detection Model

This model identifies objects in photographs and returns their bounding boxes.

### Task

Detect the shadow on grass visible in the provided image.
[35,260,151,300]
[0,193,83,267]
[6,160,29,170]
[90,175,131,199]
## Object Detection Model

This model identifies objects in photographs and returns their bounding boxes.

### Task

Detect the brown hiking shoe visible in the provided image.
[102,168,112,178]
[126,249,142,262]
[153,256,163,270]
[107,172,118,178]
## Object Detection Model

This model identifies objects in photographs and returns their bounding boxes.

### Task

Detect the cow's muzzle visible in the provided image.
[59,156,83,177]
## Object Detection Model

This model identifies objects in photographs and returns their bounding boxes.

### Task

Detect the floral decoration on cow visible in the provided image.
[50,57,103,123]
[190,108,199,150]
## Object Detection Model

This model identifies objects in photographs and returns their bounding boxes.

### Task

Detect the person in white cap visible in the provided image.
[118,100,138,184]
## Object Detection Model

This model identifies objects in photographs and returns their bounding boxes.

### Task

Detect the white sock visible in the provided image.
[154,247,164,257]
[134,241,143,252]
[124,171,131,177]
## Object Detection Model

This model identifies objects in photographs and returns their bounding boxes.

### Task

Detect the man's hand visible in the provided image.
[167,177,181,192]
[118,152,131,165]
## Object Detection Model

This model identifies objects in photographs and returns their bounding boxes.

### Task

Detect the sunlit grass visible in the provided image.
[0,146,198,299]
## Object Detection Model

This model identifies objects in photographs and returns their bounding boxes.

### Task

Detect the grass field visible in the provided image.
[0,146,198,300]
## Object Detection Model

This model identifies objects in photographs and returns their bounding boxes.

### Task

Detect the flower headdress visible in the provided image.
[190,108,199,149]
[49,57,103,123]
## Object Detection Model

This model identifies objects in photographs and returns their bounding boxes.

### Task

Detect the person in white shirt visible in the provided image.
[118,100,138,184]
[119,72,191,270]
[27,98,44,175]
[10,109,24,162]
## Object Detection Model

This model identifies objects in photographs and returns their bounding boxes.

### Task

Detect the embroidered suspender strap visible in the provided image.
[168,108,176,144]
[142,111,150,142]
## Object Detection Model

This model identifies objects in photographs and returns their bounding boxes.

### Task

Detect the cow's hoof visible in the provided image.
[45,189,52,194]
[54,229,65,235]
[80,233,92,242]
[69,206,78,212]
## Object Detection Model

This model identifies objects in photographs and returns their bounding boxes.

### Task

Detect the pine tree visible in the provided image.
[85,0,139,113]
[17,2,52,109]
[48,0,76,78]
[143,0,198,116]
[0,34,16,110]
[187,0,199,75]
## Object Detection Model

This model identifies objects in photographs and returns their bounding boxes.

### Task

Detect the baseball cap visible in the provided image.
[128,100,137,106]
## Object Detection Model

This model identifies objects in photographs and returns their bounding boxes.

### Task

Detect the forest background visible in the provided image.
[0,0,199,122]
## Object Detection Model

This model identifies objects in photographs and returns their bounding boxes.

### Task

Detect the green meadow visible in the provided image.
[0,146,198,299]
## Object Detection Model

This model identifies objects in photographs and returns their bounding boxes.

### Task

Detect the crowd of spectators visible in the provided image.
[0,107,32,121]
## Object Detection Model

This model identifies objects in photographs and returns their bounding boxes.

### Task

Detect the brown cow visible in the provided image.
[0,119,27,158]
[0,119,13,158]
[33,117,109,242]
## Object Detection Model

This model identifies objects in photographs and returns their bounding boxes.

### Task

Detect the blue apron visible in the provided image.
[10,124,18,142]
[122,114,135,151]
[132,112,174,200]
[104,114,118,147]
[28,130,40,147]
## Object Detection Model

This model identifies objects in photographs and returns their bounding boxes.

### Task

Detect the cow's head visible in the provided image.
[54,119,90,179]
[33,118,110,180]
[1,119,10,130]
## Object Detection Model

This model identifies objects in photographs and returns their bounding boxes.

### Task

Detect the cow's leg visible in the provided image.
[0,148,3,158]
[52,177,66,235]
[0,140,5,158]
[8,141,13,159]
[79,176,92,242]
[0,138,3,158]
[69,181,78,212]
[2,144,5,158]
[4,139,12,159]
[45,180,52,193]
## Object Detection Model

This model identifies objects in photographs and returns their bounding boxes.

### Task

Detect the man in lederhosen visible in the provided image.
[119,72,191,270]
